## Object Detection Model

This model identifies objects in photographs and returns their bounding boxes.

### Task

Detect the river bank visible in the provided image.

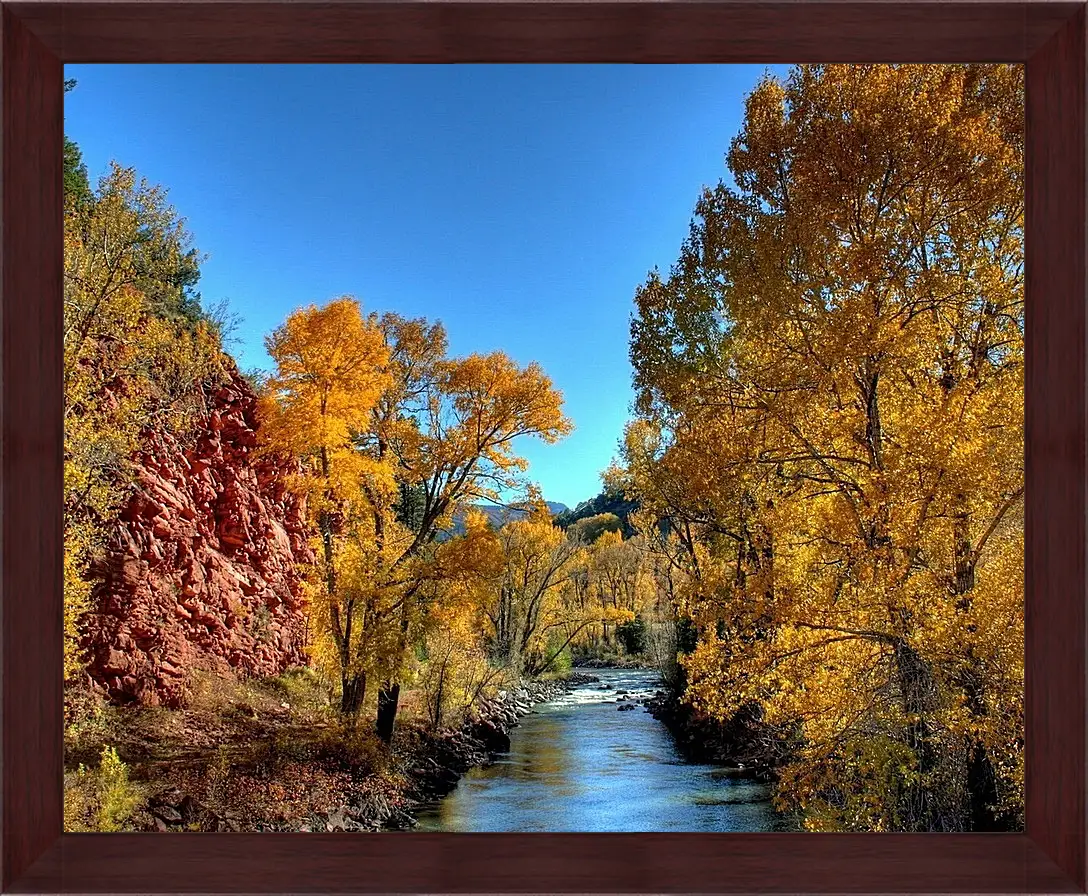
[295,674,601,832]
[572,656,655,670]
[645,688,792,784]
[66,665,792,833]
[64,668,601,833]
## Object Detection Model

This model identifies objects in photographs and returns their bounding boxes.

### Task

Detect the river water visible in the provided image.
[413,668,790,832]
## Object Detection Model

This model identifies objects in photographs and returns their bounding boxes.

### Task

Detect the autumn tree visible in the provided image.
[418,510,508,729]
[589,531,649,614]
[259,298,573,739]
[370,342,573,739]
[625,64,1024,830]
[258,298,393,714]
[482,506,582,672]
[567,512,623,544]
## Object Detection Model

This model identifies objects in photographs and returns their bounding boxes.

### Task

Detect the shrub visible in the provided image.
[97,746,142,830]
[543,631,573,676]
[257,666,334,713]
[64,745,144,832]
[616,616,649,655]
[322,723,386,773]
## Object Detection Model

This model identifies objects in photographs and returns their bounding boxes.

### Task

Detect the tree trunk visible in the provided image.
[432,651,450,730]
[894,640,943,830]
[340,672,367,716]
[966,741,1002,830]
[949,493,1010,830]
[376,584,414,743]
[952,493,976,602]
[376,682,401,743]
[861,366,884,471]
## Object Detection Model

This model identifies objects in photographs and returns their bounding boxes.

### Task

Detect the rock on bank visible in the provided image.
[81,362,314,708]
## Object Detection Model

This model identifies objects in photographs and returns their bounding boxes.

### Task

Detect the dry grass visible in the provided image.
[63,667,416,831]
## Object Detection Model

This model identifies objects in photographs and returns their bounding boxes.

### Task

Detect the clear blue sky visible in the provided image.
[63,64,787,509]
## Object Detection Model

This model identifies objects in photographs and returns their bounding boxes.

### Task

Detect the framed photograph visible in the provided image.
[3,1,1084,893]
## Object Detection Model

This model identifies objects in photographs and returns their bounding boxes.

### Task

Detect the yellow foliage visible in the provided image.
[260,298,392,463]
[259,300,573,729]
[63,162,228,685]
[64,746,144,832]
[625,64,1024,830]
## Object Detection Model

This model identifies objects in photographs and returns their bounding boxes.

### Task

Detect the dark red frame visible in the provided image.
[2,1,1083,893]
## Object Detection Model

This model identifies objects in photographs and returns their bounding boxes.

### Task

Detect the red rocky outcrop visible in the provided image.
[82,366,315,707]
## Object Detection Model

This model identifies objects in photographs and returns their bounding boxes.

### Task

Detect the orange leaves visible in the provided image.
[260,298,392,461]
[437,352,573,470]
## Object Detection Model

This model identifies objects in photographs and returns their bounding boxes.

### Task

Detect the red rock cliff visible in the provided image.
[83,365,315,707]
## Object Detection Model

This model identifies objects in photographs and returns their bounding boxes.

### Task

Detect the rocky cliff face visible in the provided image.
[82,366,315,708]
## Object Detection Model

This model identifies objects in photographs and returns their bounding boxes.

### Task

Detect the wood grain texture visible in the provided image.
[0,5,64,892]
[5,1,1080,64]
[0,1,1084,893]
[7,832,1083,894]
[1025,6,1088,891]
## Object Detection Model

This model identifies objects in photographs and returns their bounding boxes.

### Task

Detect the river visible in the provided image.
[413,668,791,832]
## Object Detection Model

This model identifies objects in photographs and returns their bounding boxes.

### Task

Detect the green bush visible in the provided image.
[538,632,572,677]
[616,616,649,655]
[551,644,572,677]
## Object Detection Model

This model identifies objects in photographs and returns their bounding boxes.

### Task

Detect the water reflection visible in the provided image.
[413,668,791,832]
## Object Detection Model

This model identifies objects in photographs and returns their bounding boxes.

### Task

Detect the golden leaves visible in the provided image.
[259,298,574,719]
[625,64,1024,830]
[260,297,392,461]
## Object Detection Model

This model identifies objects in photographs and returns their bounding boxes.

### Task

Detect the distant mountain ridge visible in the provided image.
[553,488,639,536]
[444,500,569,538]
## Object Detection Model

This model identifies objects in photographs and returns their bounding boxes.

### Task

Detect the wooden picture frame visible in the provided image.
[2,1,1083,892]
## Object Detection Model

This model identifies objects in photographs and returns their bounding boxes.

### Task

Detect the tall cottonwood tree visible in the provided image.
[587,530,651,645]
[258,298,394,714]
[625,64,1024,830]
[485,506,587,672]
[259,297,573,738]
